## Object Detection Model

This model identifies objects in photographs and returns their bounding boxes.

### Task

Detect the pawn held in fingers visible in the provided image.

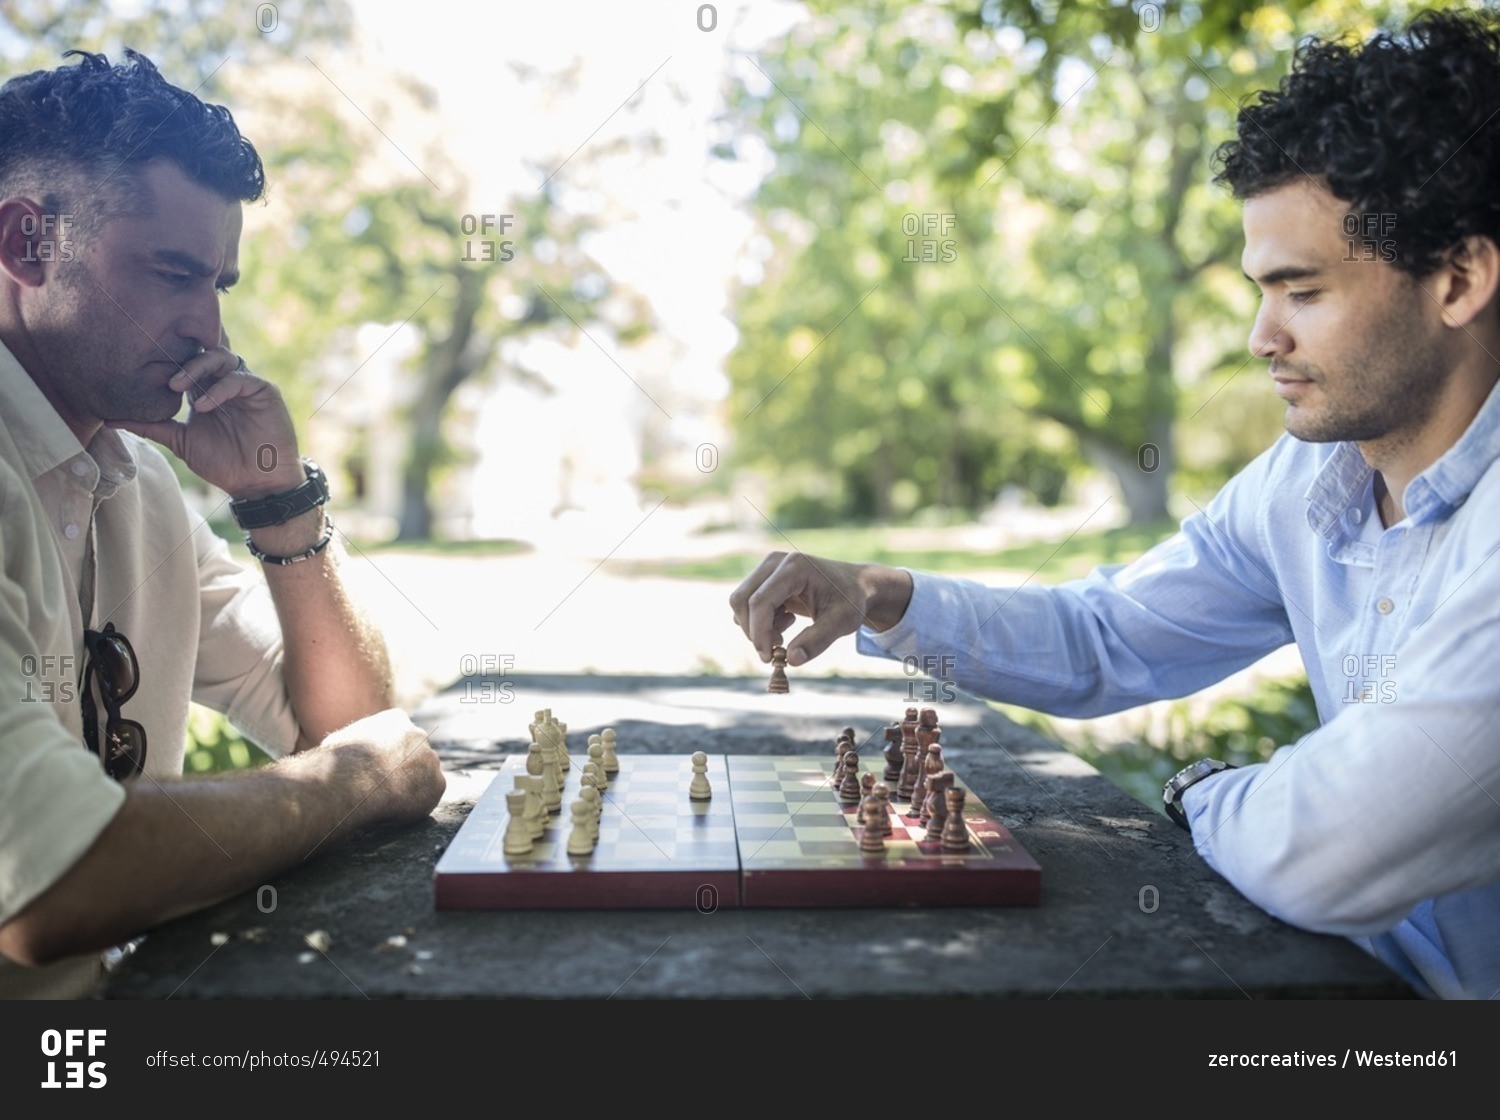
[745,552,870,667]
[728,550,793,660]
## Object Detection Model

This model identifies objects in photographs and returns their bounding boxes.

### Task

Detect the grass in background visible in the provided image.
[617,519,1181,583]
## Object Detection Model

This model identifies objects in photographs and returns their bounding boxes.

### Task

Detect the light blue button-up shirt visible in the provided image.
[858,383,1500,999]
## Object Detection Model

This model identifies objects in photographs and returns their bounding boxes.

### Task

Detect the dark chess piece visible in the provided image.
[917,744,945,825]
[873,783,895,836]
[767,646,790,693]
[882,724,904,782]
[837,751,864,804]
[897,719,920,802]
[859,794,887,853]
[833,730,854,786]
[924,771,955,841]
[941,786,969,852]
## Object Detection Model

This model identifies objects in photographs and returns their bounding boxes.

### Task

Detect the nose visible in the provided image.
[177,288,223,355]
[1247,300,1290,361]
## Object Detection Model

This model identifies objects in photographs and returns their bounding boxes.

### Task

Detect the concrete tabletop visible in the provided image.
[98,674,1415,999]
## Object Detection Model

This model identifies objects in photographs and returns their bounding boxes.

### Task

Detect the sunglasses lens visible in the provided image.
[105,718,147,780]
[93,636,138,699]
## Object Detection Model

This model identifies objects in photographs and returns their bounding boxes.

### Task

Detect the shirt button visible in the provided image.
[63,522,80,540]
[1376,597,1395,615]
[1346,507,1364,525]
[70,460,89,477]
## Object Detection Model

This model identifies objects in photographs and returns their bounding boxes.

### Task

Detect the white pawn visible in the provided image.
[579,785,602,836]
[600,728,619,774]
[588,742,608,790]
[583,760,606,803]
[689,751,712,801]
[503,790,534,855]
[566,800,596,855]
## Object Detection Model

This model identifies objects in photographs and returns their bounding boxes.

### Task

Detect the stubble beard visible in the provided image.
[1281,306,1449,451]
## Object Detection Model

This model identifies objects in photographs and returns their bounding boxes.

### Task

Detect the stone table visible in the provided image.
[99,674,1415,999]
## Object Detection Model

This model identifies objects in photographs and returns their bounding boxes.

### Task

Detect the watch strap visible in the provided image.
[1164,759,1235,831]
[229,458,329,530]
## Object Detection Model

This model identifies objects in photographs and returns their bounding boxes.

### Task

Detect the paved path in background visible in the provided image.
[332,511,1305,750]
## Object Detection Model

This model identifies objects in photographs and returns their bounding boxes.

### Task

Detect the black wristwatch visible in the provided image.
[229,457,330,530]
[1163,759,1235,831]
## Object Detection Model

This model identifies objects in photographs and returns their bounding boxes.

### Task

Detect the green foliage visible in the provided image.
[185,704,272,774]
[722,0,1447,525]
[1004,673,1320,810]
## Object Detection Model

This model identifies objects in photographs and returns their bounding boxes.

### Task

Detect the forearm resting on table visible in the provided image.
[251,511,395,748]
[0,748,391,967]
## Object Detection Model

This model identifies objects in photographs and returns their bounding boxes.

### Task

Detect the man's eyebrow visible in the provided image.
[1242,265,1324,287]
[150,249,238,287]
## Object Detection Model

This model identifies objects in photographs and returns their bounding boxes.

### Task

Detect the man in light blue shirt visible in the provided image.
[729,10,1500,999]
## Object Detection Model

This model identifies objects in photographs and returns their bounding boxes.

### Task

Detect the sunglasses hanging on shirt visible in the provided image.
[80,622,148,781]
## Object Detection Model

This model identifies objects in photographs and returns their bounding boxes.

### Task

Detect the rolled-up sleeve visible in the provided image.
[0,557,124,926]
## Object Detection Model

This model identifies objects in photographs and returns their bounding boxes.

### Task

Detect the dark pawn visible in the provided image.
[838,751,864,804]
[832,732,853,787]
[924,771,955,841]
[767,646,790,693]
[940,787,969,852]
[917,743,946,824]
[859,794,887,853]
[873,783,894,836]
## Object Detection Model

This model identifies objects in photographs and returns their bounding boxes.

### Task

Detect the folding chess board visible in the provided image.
[433,754,1041,910]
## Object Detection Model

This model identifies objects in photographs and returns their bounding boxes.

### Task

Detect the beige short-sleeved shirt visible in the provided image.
[0,341,302,998]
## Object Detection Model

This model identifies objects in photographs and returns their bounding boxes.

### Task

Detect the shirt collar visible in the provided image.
[1404,379,1500,518]
[0,336,137,491]
[1306,379,1500,534]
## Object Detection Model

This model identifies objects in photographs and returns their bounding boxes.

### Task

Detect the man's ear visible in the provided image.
[1426,235,1500,330]
[0,198,55,289]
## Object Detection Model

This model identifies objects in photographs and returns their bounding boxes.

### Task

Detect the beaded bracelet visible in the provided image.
[246,516,335,566]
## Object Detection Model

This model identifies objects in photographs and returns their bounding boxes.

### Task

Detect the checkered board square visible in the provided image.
[435,754,740,910]
[728,756,1040,908]
[433,755,1041,910]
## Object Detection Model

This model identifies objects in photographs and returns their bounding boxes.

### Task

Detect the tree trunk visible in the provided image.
[396,266,489,540]
[1079,430,1172,525]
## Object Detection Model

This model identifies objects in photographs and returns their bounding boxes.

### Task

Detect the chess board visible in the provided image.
[433,754,1041,910]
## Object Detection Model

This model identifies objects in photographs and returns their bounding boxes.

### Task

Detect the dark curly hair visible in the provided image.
[1213,8,1500,277]
[0,48,264,237]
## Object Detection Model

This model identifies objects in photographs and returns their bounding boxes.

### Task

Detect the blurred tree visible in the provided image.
[723,0,1439,525]
[1,1,638,540]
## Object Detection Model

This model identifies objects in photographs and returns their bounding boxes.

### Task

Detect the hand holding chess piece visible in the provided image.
[767,645,790,694]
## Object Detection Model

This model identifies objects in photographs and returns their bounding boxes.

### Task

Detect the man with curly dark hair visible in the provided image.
[0,50,445,998]
[730,8,1500,999]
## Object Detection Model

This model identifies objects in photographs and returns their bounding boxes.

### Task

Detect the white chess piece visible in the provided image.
[579,785,602,838]
[529,741,561,812]
[689,751,712,801]
[566,800,596,855]
[516,775,547,838]
[587,742,609,789]
[600,728,619,775]
[503,790,534,855]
